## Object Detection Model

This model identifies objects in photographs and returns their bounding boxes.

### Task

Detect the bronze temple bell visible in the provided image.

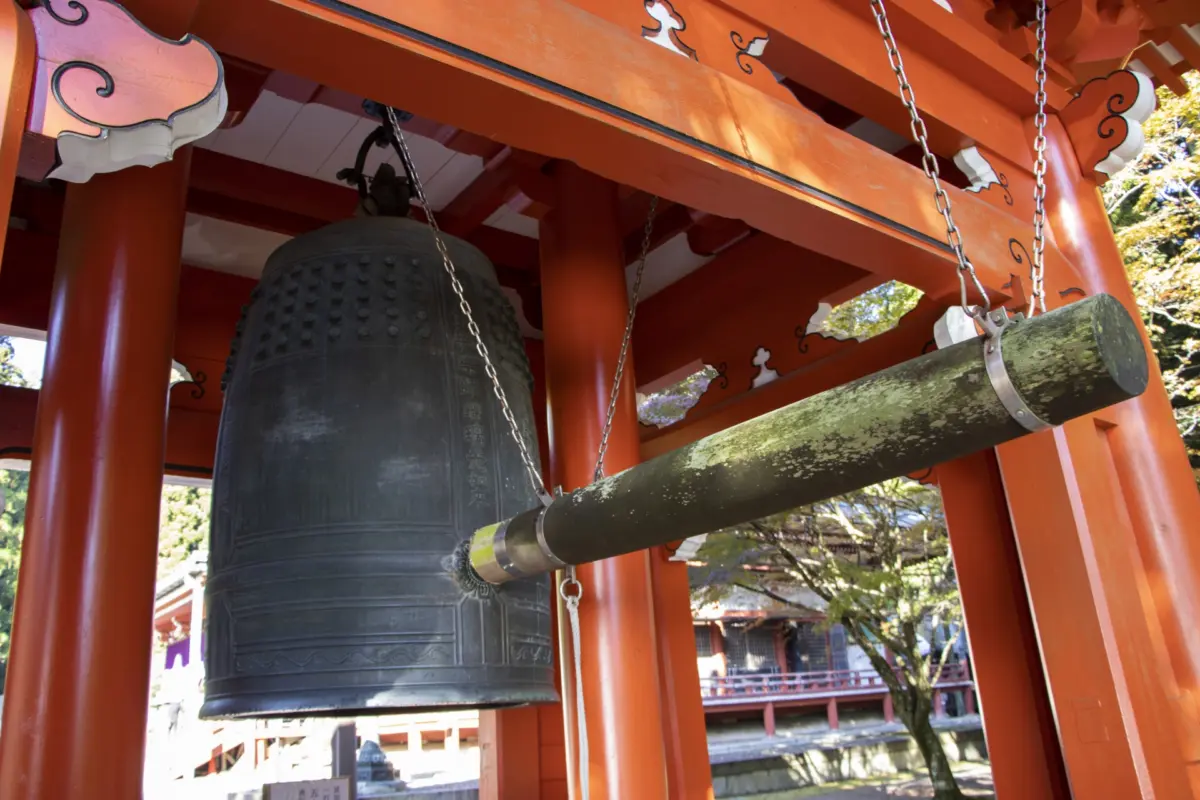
[201,212,557,718]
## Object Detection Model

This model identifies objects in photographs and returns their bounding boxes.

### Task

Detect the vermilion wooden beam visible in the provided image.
[189,148,359,224]
[633,233,868,392]
[622,202,693,265]
[441,146,550,237]
[0,385,220,479]
[731,0,1071,167]
[9,150,542,277]
[639,298,944,460]
[176,0,1079,303]
[186,188,328,238]
[687,213,750,256]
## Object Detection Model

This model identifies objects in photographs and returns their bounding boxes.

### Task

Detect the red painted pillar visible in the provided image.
[540,162,669,800]
[883,694,894,724]
[712,623,727,677]
[965,689,976,717]
[763,703,776,737]
[939,451,1070,799]
[933,691,946,719]
[826,698,839,730]
[996,417,1191,798]
[0,155,190,798]
[1044,114,1200,786]
[648,549,713,799]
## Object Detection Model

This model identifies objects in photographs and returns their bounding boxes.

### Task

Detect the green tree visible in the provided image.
[694,479,966,800]
[157,485,211,581]
[0,341,27,690]
[0,336,27,388]
[0,469,28,691]
[822,280,923,340]
[1103,74,1200,480]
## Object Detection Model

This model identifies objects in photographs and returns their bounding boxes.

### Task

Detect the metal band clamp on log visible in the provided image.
[468,294,1149,585]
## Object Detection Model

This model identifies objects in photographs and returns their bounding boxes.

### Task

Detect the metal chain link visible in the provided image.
[1029,0,1049,317]
[594,196,659,482]
[384,106,551,506]
[868,0,990,319]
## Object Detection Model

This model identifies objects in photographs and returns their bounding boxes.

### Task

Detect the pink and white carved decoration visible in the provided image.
[24,0,226,183]
[1060,69,1156,185]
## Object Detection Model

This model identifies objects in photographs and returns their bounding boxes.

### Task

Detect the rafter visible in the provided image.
[183,0,1082,301]
[440,146,550,237]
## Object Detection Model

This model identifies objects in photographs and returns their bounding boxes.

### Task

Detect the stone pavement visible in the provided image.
[798,763,995,798]
[707,713,984,764]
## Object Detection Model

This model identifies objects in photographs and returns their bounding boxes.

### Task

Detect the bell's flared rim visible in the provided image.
[199,683,560,720]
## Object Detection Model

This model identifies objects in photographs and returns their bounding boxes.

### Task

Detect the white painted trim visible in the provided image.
[669,534,708,562]
[953,147,1001,194]
[50,83,228,183]
[934,306,978,349]
[0,324,46,342]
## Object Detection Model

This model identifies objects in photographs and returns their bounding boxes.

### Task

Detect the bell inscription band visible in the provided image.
[202,218,557,718]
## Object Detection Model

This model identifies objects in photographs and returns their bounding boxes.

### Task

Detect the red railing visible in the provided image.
[699,663,972,703]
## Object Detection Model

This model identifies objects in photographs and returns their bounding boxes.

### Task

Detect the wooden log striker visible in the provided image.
[469,293,1148,584]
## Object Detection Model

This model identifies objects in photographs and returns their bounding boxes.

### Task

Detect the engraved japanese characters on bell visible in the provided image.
[455,365,493,507]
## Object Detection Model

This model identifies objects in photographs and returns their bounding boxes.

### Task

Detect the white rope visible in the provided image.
[561,571,588,799]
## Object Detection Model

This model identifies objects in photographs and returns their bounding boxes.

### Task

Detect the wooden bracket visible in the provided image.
[21,0,226,183]
[1059,69,1156,185]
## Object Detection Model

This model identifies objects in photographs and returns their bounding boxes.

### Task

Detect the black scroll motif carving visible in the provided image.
[1059,287,1087,299]
[730,31,769,75]
[42,0,89,25]
[921,339,937,355]
[51,61,116,130]
[190,370,208,400]
[1008,238,1031,268]
[994,171,1014,206]
[910,467,934,484]
[1098,86,1138,144]
[641,0,698,61]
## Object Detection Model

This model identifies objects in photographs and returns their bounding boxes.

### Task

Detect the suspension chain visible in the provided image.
[384,106,551,506]
[1029,0,1049,317]
[867,0,990,319]
[594,196,659,482]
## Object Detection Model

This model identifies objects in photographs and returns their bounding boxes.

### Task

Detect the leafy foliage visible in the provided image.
[695,479,965,799]
[1103,74,1200,478]
[0,336,27,388]
[637,366,720,428]
[821,281,923,340]
[0,343,28,690]
[0,469,28,691]
[157,485,211,581]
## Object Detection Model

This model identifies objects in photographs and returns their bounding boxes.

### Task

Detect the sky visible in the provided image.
[9,337,45,388]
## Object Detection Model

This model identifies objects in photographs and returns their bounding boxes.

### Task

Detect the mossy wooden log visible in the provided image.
[469,293,1148,584]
